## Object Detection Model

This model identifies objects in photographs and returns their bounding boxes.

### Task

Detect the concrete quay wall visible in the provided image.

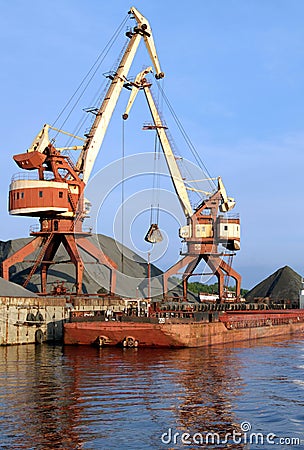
[0,295,126,345]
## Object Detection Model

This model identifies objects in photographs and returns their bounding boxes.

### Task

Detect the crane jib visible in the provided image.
[76,7,164,184]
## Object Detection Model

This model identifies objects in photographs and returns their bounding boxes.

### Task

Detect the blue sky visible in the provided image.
[1,0,304,289]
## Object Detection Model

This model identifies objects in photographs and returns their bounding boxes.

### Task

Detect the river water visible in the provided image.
[0,337,303,449]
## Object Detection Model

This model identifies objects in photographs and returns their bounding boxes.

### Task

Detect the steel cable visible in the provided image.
[51,14,129,138]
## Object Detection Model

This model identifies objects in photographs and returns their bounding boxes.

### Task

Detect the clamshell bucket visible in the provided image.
[145,223,163,243]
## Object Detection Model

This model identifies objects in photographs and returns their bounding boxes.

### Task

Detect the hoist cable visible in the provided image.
[156,82,216,191]
[121,119,125,274]
[150,132,160,225]
[51,14,129,137]
[148,84,210,206]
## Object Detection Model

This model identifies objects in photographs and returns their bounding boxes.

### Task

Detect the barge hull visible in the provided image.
[64,310,304,348]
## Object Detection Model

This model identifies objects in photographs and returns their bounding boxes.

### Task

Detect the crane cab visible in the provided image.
[216,215,240,250]
[9,177,77,217]
[179,215,240,251]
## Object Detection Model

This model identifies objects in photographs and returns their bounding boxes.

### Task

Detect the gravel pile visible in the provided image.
[0,234,196,300]
[245,265,301,306]
[0,276,38,297]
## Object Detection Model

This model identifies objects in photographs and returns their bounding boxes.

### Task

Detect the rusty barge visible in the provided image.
[63,306,304,348]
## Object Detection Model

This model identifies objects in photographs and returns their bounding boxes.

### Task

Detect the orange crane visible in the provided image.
[1,7,164,295]
[122,68,241,301]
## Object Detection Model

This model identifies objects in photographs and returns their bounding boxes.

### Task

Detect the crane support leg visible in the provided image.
[163,255,200,299]
[63,235,84,295]
[203,255,241,301]
[182,256,202,300]
[219,258,241,299]
[77,237,117,295]
[204,255,225,301]
[1,237,44,280]
[40,235,62,294]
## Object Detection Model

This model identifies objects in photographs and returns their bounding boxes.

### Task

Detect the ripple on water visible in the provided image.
[0,338,302,448]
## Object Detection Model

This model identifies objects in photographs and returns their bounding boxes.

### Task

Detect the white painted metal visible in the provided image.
[300,280,304,308]
[77,8,164,184]
[10,179,68,189]
[28,124,50,153]
[123,67,193,218]
[129,7,164,79]
[143,85,194,218]
[218,176,235,212]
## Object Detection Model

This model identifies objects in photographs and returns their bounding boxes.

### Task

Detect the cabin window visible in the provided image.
[39,191,43,198]
[59,191,63,198]
[16,192,19,200]
[224,225,228,231]
[21,192,24,199]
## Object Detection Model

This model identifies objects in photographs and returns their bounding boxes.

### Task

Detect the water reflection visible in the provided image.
[169,347,246,448]
[64,346,247,448]
[0,345,83,449]
[0,338,303,449]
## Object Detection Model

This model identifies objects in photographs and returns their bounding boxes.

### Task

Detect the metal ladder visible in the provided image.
[23,233,54,288]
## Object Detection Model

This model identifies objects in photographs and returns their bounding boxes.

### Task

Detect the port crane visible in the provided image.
[122,68,241,301]
[1,7,164,295]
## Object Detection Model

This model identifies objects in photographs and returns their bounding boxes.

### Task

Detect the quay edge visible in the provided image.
[0,295,125,345]
[2,294,304,348]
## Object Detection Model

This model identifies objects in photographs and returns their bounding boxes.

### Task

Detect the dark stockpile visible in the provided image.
[245,265,301,307]
[0,277,38,297]
[0,234,196,301]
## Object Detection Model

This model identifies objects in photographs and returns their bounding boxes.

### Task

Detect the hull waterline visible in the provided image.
[64,309,304,348]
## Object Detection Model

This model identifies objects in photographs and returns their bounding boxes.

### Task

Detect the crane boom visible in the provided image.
[76,6,164,184]
[123,68,193,218]
[123,69,236,217]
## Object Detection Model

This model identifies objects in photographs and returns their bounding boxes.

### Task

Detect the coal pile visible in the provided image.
[0,277,38,297]
[0,234,196,300]
[245,265,301,306]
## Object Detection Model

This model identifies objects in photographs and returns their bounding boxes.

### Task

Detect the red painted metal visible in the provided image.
[219,310,304,329]
[2,143,117,295]
[163,190,241,302]
[13,151,46,169]
[64,309,304,347]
